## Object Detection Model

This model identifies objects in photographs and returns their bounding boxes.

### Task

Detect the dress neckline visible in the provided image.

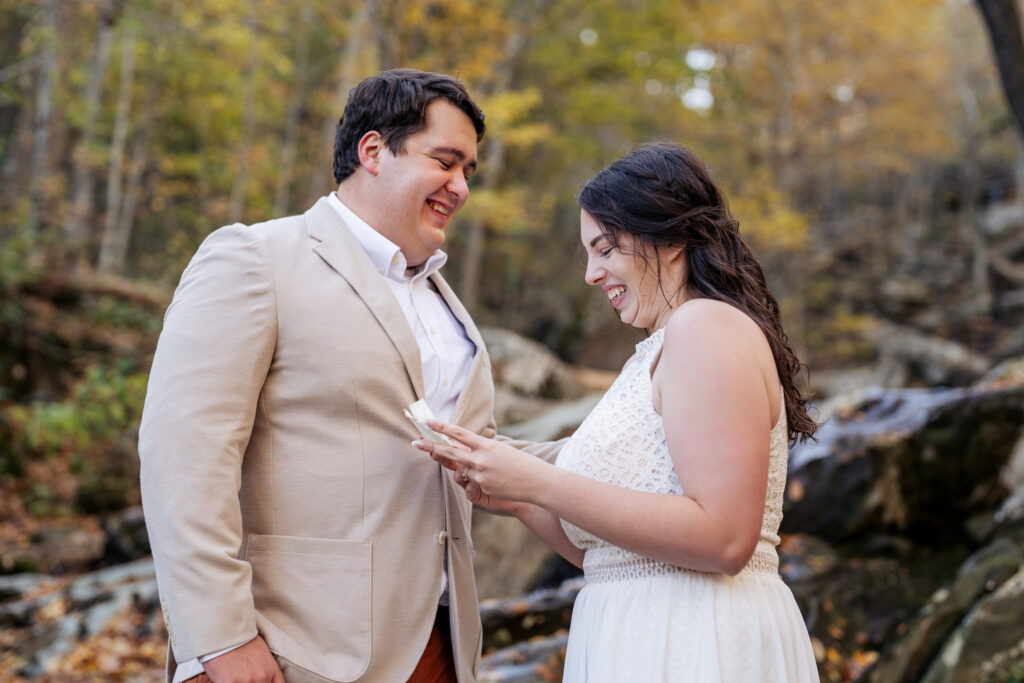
[636,326,787,437]
[635,327,666,355]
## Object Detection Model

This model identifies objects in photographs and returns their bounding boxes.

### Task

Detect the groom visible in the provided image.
[139,69,550,683]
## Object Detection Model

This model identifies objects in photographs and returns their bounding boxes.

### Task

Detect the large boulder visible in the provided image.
[783,379,1024,544]
[473,328,614,599]
[480,326,585,402]
[919,562,1024,683]
[867,538,1023,683]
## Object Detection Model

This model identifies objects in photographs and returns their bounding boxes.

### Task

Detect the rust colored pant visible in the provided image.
[407,607,457,683]
[185,608,456,683]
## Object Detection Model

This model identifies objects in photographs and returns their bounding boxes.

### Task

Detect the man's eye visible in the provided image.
[437,159,452,170]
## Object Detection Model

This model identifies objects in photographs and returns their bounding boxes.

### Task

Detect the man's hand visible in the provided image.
[201,636,284,683]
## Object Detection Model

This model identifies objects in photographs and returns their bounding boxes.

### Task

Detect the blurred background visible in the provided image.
[1,0,1024,681]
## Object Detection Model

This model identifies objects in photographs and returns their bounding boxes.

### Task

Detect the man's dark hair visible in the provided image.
[333,69,486,183]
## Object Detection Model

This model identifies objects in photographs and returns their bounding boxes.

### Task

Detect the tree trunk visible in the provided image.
[228,4,259,225]
[457,0,557,311]
[65,0,115,267]
[304,4,372,209]
[273,2,312,218]
[369,0,399,69]
[98,25,135,274]
[26,0,58,238]
[459,134,504,312]
[975,0,1024,142]
[107,81,156,277]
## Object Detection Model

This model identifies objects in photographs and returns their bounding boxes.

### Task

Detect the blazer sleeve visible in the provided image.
[138,224,277,663]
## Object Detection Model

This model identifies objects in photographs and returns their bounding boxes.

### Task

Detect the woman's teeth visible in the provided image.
[607,286,626,300]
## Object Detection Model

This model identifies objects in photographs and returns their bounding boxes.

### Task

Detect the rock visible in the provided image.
[807,366,881,400]
[481,326,585,400]
[0,573,50,602]
[864,321,991,386]
[479,577,582,652]
[13,523,106,574]
[492,386,555,427]
[784,380,1024,545]
[2,558,159,676]
[484,325,614,428]
[778,533,840,585]
[102,505,150,564]
[499,394,602,443]
[480,631,569,682]
[11,618,79,678]
[983,356,1024,384]
[980,200,1024,238]
[472,512,560,601]
[0,598,37,628]
[867,538,1023,683]
[474,393,599,600]
[919,564,1024,683]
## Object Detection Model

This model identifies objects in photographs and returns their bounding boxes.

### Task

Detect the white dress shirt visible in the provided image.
[327,192,476,423]
[173,196,476,681]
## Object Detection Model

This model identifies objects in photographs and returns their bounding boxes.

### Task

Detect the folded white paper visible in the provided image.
[404,399,456,446]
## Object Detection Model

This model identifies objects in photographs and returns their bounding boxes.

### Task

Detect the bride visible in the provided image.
[415,142,820,682]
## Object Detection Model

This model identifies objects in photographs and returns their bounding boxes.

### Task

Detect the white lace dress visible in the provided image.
[555,328,819,682]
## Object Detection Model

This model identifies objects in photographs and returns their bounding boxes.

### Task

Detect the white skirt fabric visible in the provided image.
[562,570,820,683]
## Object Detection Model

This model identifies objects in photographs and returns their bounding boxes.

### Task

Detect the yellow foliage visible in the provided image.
[728,170,809,251]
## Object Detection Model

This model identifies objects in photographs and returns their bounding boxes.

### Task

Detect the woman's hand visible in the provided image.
[461,480,522,516]
[413,420,549,506]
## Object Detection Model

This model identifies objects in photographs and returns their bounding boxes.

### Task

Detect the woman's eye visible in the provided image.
[600,247,613,257]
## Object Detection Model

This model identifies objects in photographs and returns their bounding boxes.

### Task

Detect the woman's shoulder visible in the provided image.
[663,298,761,342]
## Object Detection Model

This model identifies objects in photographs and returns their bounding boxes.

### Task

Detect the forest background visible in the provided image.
[1,0,1024,679]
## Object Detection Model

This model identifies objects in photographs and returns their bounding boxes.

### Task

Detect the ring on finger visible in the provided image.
[460,469,470,482]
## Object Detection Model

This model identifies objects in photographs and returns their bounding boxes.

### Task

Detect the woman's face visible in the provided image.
[580,209,686,330]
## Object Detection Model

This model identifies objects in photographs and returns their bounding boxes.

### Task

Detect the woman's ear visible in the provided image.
[664,245,686,266]
[357,131,384,175]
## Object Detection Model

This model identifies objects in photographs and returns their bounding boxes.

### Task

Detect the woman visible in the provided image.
[414,143,820,682]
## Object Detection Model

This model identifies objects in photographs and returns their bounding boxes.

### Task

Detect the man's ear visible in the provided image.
[357,131,384,175]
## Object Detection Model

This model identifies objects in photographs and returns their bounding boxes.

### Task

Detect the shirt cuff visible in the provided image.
[171,658,204,683]
[171,639,253,683]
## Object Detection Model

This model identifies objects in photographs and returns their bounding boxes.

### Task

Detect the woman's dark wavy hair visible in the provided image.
[577,142,816,443]
[333,68,486,183]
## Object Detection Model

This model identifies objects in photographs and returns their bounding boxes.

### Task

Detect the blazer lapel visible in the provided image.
[304,198,426,399]
[430,272,489,425]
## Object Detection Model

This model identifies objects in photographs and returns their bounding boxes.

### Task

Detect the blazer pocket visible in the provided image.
[246,535,371,682]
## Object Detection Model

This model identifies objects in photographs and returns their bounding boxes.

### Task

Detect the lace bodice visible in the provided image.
[555,327,789,580]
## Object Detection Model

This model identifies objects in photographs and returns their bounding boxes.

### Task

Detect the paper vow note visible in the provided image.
[404,399,456,446]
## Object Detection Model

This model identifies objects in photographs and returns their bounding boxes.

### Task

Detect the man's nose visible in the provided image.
[447,173,469,202]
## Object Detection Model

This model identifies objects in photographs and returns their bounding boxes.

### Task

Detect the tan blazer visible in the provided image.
[139,198,558,682]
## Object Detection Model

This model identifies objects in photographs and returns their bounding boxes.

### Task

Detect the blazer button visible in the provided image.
[438,531,448,545]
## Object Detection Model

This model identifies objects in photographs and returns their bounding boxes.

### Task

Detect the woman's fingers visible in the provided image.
[413,439,475,469]
[425,419,482,449]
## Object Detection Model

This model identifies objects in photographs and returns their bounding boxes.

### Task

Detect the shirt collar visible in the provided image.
[326,192,447,283]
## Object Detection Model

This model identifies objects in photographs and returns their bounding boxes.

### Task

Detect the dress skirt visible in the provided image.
[562,569,820,683]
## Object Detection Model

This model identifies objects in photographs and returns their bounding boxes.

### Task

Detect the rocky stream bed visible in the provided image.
[2,330,1023,682]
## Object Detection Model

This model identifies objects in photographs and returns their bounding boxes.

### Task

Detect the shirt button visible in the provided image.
[438,531,448,545]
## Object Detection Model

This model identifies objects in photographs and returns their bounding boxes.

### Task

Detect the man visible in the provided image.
[139,69,557,683]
